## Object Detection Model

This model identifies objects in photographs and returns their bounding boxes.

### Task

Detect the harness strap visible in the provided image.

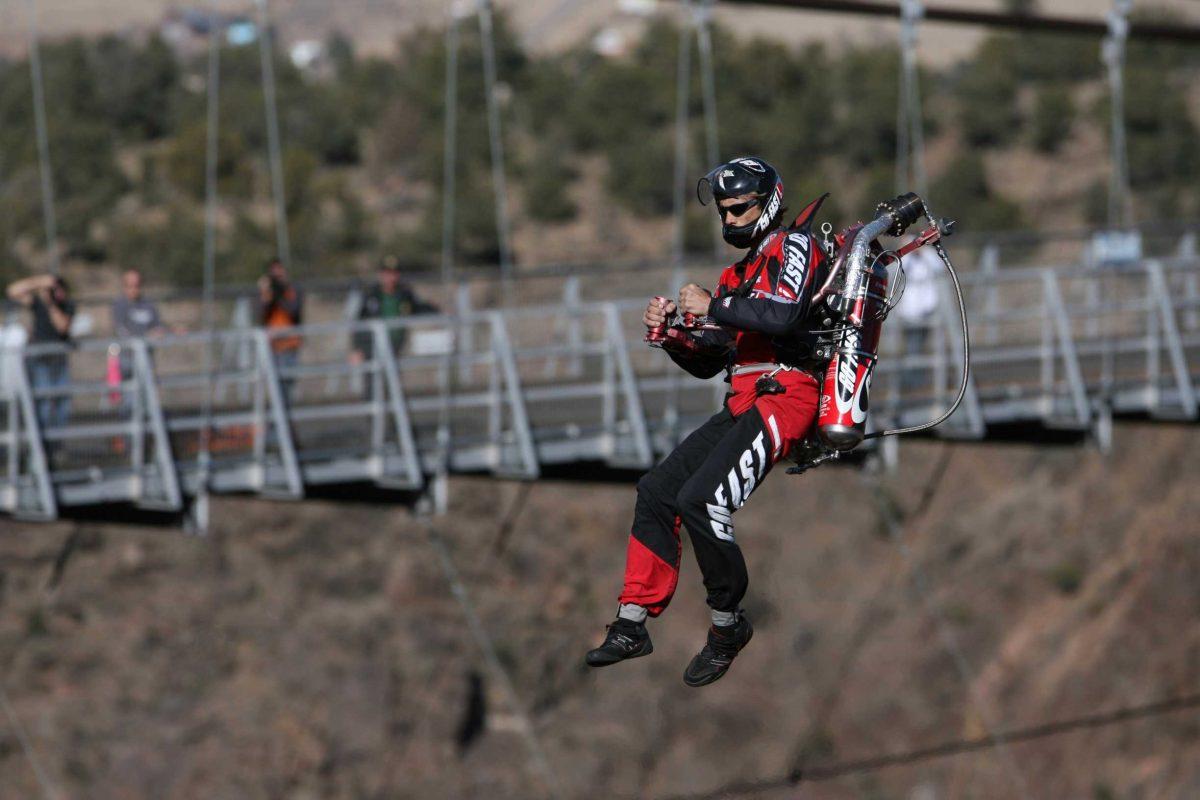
[729,362,796,378]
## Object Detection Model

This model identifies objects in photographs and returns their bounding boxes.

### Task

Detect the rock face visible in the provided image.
[1,421,1198,799]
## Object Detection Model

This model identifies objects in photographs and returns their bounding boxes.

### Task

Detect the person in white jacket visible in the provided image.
[895,241,940,390]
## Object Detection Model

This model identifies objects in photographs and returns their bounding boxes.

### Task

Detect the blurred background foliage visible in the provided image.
[0,8,1198,286]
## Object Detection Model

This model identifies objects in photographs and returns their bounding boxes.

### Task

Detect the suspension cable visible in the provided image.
[694,0,723,258]
[477,0,514,284]
[670,0,694,272]
[24,0,59,275]
[441,5,462,286]
[0,679,60,800]
[197,0,222,519]
[662,691,1200,799]
[869,461,1034,798]
[664,2,696,438]
[1103,0,1134,228]
[895,0,928,200]
[421,516,562,798]
[254,0,291,269]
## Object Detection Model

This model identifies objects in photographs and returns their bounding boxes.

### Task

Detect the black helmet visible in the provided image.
[697,156,784,249]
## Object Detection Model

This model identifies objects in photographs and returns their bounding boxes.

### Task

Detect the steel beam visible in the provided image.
[1042,270,1092,426]
[132,339,183,511]
[12,357,56,519]
[253,331,304,498]
[489,313,539,479]
[374,321,425,488]
[605,304,654,468]
[1147,260,1198,418]
[712,0,1200,42]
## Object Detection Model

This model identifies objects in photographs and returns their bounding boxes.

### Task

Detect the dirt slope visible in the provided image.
[0,421,1198,799]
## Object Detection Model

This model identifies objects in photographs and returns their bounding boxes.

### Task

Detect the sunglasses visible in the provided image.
[718,198,759,219]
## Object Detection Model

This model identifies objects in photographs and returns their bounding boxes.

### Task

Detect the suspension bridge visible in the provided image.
[2,240,1199,522]
[1,0,1197,527]
[0,0,1196,525]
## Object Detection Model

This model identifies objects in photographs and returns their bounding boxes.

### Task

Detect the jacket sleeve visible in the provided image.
[665,326,734,379]
[706,232,819,336]
[667,350,726,379]
[352,288,374,355]
[399,287,438,314]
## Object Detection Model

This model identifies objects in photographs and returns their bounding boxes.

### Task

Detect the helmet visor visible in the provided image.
[696,171,719,206]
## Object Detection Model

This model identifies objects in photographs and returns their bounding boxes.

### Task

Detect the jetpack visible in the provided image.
[646,192,971,473]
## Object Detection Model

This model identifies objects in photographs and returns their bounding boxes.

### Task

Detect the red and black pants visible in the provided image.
[618,373,820,615]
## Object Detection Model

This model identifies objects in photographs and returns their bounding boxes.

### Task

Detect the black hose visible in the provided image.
[864,239,971,440]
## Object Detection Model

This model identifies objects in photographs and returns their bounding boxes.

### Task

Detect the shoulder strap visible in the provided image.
[734,233,781,299]
[788,193,830,233]
[724,193,830,302]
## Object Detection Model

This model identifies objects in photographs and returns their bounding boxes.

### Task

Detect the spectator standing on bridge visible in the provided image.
[895,239,940,391]
[109,268,176,445]
[112,268,169,342]
[349,255,438,367]
[585,158,828,687]
[111,268,171,384]
[6,274,75,432]
[258,258,303,403]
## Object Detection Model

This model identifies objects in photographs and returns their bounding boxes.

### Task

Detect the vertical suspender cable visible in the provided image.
[1100,0,1134,399]
[665,2,696,440]
[441,7,461,286]
[422,518,561,798]
[477,0,514,284]
[437,4,466,501]
[867,466,1033,799]
[254,0,291,269]
[896,0,928,200]
[24,0,59,275]
[0,681,60,800]
[670,0,694,272]
[1103,0,1133,228]
[695,0,723,258]
[197,1,222,526]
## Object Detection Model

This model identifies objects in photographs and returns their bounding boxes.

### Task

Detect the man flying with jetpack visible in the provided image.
[585,157,831,686]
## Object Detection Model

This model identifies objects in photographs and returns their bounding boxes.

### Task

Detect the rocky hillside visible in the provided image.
[0,420,1198,799]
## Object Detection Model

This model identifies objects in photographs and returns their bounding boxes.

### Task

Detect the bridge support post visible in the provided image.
[604,304,653,468]
[457,283,474,383]
[563,275,583,378]
[1092,398,1113,454]
[937,276,984,438]
[1179,234,1198,331]
[10,356,56,520]
[373,320,424,488]
[979,243,999,345]
[132,339,182,511]
[253,331,303,498]
[220,296,254,404]
[1042,270,1091,427]
[489,313,539,480]
[1147,260,1198,418]
[339,287,364,396]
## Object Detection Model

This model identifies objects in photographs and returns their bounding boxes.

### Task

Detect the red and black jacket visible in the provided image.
[668,194,830,381]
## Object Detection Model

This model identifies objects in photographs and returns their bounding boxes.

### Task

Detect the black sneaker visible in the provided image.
[683,613,754,687]
[585,619,653,667]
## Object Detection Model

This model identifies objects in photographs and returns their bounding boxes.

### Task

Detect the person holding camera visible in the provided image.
[258,258,303,403]
[6,273,75,431]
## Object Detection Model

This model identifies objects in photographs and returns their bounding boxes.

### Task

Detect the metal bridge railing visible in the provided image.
[0,256,1198,520]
